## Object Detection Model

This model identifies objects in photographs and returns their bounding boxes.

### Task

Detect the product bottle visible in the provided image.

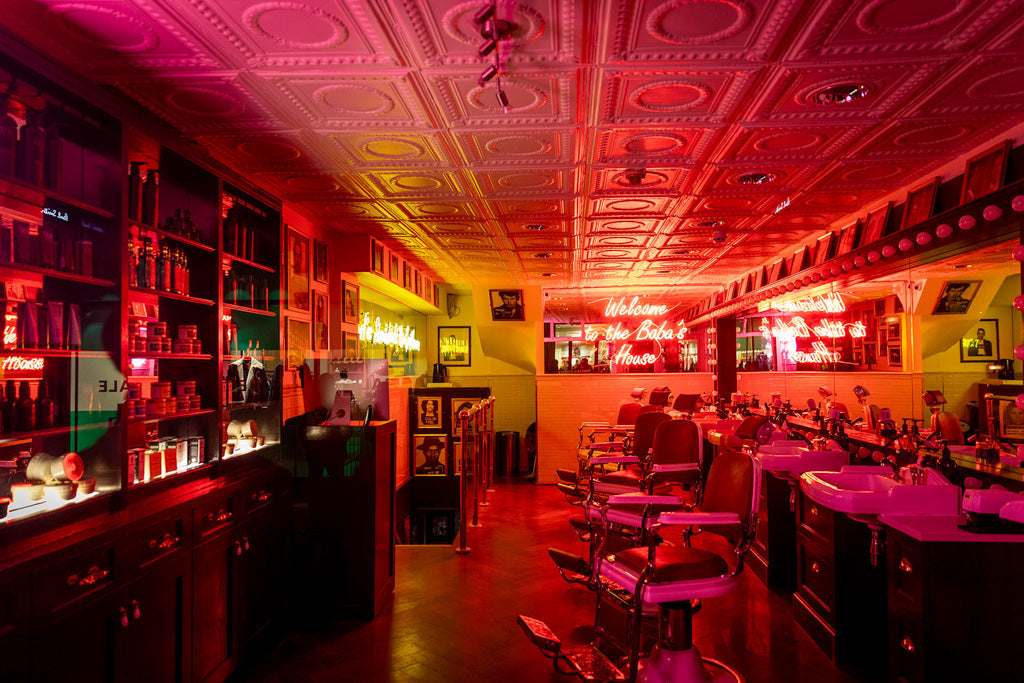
[1,381,16,434]
[128,161,146,222]
[18,108,45,186]
[160,242,172,291]
[34,379,53,430]
[127,235,138,287]
[224,208,237,255]
[145,240,156,289]
[170,208,183,236]
[16,381,34,433]
[142,168,159,226]
[0,93,17,177]
[44,114,62,192]
[183,209,196,241]
[182,252,190,295]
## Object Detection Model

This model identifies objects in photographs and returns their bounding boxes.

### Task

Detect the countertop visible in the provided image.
[877,512,1024,543]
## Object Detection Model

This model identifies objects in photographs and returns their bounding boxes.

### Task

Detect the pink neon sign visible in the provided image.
[604,296,669,318]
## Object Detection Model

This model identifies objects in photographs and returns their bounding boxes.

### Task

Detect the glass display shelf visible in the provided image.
[130,408,215,424]
[224,303,277,317]
[129,285,215,306]
[130,219,216,252]
[0,261,115,287]
[0,348,109,357]
[0,172,116,219]
[223,252,275,273]
[130,352,213,361]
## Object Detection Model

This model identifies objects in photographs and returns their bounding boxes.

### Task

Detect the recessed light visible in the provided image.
[674,249,689,255]
[525,224,546,231]
[697,220,719,227]
[541,273,555,277]
[533,252,551,258]
[812,83,870,106]
[737,172,777,185]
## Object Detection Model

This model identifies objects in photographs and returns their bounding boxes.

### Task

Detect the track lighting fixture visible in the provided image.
[478,64,498,87]
[473,3,495,25]
[478,35,497,57]
[496,88,509,113]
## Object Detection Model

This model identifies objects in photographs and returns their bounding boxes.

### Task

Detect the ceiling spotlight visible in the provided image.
[812,83,870,106]
[473,3,496,25]
[624,168,647,186]
[711,229,727,243]
[478,38,497,57]
[478,64,498,87]
[697,220,719,227]
[736,172,777,185]
[540,273,555,277]
[496,88,509,113]
[533,252,551,258]
[525,224,546,230]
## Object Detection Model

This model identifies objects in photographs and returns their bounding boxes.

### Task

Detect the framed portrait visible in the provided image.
[960,318,999,363]
[999,399,1024,440]
[424,509,456,544]
[286,228,310,312]
[342,331,359,360]
[862,202,893,244]
[314,291,328,350]
[862,312,876,337]
[961,139,1011,204]
[901,177,941,230]
[874,300,885,316]
[887,321,900,341]
[371,239,385,275]
[490,289,525,321]
[286,318,310,369]
[417,396,442,430]
[312,239,328,284]
[933,280,981,314]
[390,254,401,283]
[412,433,448,476]
[451,398,477,431]
[836,220,862,255]
[853,350,863,365]
[813,232,834,266]
[403,263,412,289]
[888,347,902,366]
[414,270,422,296]
[438,326,471,366]
[342,281,359,324]
[864,343,876,364]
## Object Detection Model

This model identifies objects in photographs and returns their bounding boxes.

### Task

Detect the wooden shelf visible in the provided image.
[223,303,276,317]
[128,352,212,361]
[132,408,215,424]
[131,220,216,252]
[0,348,109,358]
[223,252,276,273]
[0,421,109,446]
[0,172,116,218]
[129,286,215,306]
[0,261,115,287]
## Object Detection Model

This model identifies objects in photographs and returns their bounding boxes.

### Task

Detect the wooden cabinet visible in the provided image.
[750,472,797,590]
[887,529,1024,682]
[792,489,886,673]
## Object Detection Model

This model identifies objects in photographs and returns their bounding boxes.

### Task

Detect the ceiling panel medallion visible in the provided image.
[235,139,303,162]
[165,87,245,116]
[314,83,394,115]
[49,4,159,52]
[646,0,752,45]
[620,132,688,155]
[484,135,553,156]
[855,0,970,35]
[469,81,547,113]
[242,2,349,49]
[630,79,710,112]
[361,137,426,159]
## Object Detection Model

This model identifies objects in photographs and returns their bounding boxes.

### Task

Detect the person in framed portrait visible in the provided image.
[934,283,971,314]
[419,399,439,427]
[966,327,992,357]
[492,290,523,320]
[415,436,446,475]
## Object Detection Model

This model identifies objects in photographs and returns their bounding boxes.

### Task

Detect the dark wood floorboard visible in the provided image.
[234,480,886,682]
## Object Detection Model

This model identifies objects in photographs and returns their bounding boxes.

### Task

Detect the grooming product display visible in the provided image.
[17,106,45,186]
[142,167,159,226]
[128,160,146,221]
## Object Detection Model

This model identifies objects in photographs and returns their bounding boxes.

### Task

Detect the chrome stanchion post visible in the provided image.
[485,396,496,493]
[455,408,471,554]
[480,399,490,507]
[471,404,482,525]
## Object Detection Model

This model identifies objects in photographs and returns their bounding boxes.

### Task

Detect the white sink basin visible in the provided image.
[800,465,961,516]
[757,447,849,474]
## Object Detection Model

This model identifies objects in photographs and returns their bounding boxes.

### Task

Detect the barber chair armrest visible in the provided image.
[590,454,638,465]
[650,463,700,473]
[606,492,682,507]
[658,511,740,526]
[588,441,626,453]
[581,422,611,428]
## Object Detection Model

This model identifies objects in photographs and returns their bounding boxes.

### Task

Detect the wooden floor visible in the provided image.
[236,479,886,683]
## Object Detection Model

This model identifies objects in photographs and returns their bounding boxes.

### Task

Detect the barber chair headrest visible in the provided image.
[852,385,869,400]
[922,390,947,407]
[817,386,834,399]
[630,387,647,401]
[648,386,672,407]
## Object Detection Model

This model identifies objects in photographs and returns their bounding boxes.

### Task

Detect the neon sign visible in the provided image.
[611,343,660,366]
[604,296,669,318]
[585,319,689,343]
[759,317,866,340]
[439,334,468,358]
[773,292,846,314]
[2,356,44,371]
[791,341,842,364]
[358,312,421,351]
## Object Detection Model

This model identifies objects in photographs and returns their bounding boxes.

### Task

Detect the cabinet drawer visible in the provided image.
[890,616,926,683]
[799,494,833,541]
[888,532,924,608]
[243,480,276,515]
[798,538,835,620]
[33,545,116,619]
[125,515,186,571]
[195,494,236,539]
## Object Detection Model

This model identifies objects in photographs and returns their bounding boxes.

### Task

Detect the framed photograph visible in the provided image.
[862,312,876,337]
[424,509,456,544]
[902,177,941,230]
[933,280,981,314]
[490,289,525,321]
[864,343,876,364]
[874,300,885,316]
[342,331,359,360]
[836,220,862,255]
[813,232,834,266]
[286,318,310,369]
[451,398,477,427]
[417,396,442,430]
[286,228,310,312]
[887,322,900,341]
[312,239,328,284]
[961,139,1011,204]
[888,347,902,366]
[314,291,328,350]
[853,350,863,365]
[414,270,422,296]
[372,239,385,275]
[342,281,359,323]
[1000,399,1024,440]
[390,254,401,283]
[413,433,447,476]
[402,263,412,289]
[862,202,893,244]
[438,326,471,366]
[960,318,999,363]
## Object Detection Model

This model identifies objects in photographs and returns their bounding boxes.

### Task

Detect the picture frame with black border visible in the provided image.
[342,280,359,323]
[933,280,981,315]
[836,219,861,255]
[412,433,448,477]
[961,139,1012,204]
[313,291,328,350]
[286,227,310,312]
[438,326,471,366]
[875,299,885,316]
[489,288,525,321]
[901,177,941,230]
[390,254,401,283]
[416,396,442,430]
[888,322,900,342]
[312,238,327,284]
[959,318,999,363]
[862,202,893,243]
[888,347,902,366]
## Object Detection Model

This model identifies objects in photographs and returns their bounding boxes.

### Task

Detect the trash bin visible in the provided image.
[496,431,519,476]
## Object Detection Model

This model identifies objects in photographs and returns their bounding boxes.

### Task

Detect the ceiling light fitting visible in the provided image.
[496,87,509,113]
[624,168,646,186]
[736,172,777,185]
[478,64,498,88]
[524,224,546,230]
[812,83,871,106]
[533,252,551,258]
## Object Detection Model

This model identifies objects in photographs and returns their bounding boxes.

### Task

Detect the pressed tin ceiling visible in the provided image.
[1,0,1024,314]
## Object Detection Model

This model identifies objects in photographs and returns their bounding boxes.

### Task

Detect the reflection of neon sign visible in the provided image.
[585,320,688,343]
[611,343,660,366]
[358,312,421,351]
[439,334,468,358]
[604,296,669,318]
[773,292,846,314]
[792,341,842,364]
[760,317,866,340]
[2,356,44,371]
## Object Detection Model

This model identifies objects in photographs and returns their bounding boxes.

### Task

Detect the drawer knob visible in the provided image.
[149,533,180,550]
[898,558,913,574]
[901,636,915,653]
[208,510,232,523]
[811,561,820,575]
[120,607,129,628]
[810,505,819,517]
[251,491,271,503]
[67,566,109,588]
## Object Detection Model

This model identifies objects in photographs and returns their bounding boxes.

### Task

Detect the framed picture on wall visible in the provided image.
[863,202,893,243]
[901,177,941,230]
[390,254,401,283]
[933,280,981,314]
[438,326,471,366]
[836,220,861,255]
[286,228,310,312]
[342,331,359,360]
[960,318,999,363]
[451,398,476,427]
[314,291,328,350]
[864,343,876,364]
[887,322,900,341]
[286,318,310,369]
[888,347,902,366]
[412,434,447,476]
[372,239,386,275]
[490,289,525,321]
[312,239,328,284]
[961,139,1011,204]
[417,396,442,430]
[342,281,359,323]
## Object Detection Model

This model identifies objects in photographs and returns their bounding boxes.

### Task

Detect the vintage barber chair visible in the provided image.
[521,448,760,683]
[923,390,966,445]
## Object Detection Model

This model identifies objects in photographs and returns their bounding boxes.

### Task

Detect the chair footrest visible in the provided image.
[557,482,585,500]
[557,468,579,484]
[563,644,627,681]
[568,517,590,534]
[517,614,562,654]
[549,547,590,577]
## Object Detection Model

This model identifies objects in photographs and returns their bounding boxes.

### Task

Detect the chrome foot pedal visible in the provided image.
[558,482,585,501]
[563,644,626,681]
[517,614,561,654]
[549,547,589,578]
[568,516,592,541]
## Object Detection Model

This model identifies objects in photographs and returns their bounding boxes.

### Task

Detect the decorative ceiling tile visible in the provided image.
[327,131,455,167]
[455,129,573,165]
